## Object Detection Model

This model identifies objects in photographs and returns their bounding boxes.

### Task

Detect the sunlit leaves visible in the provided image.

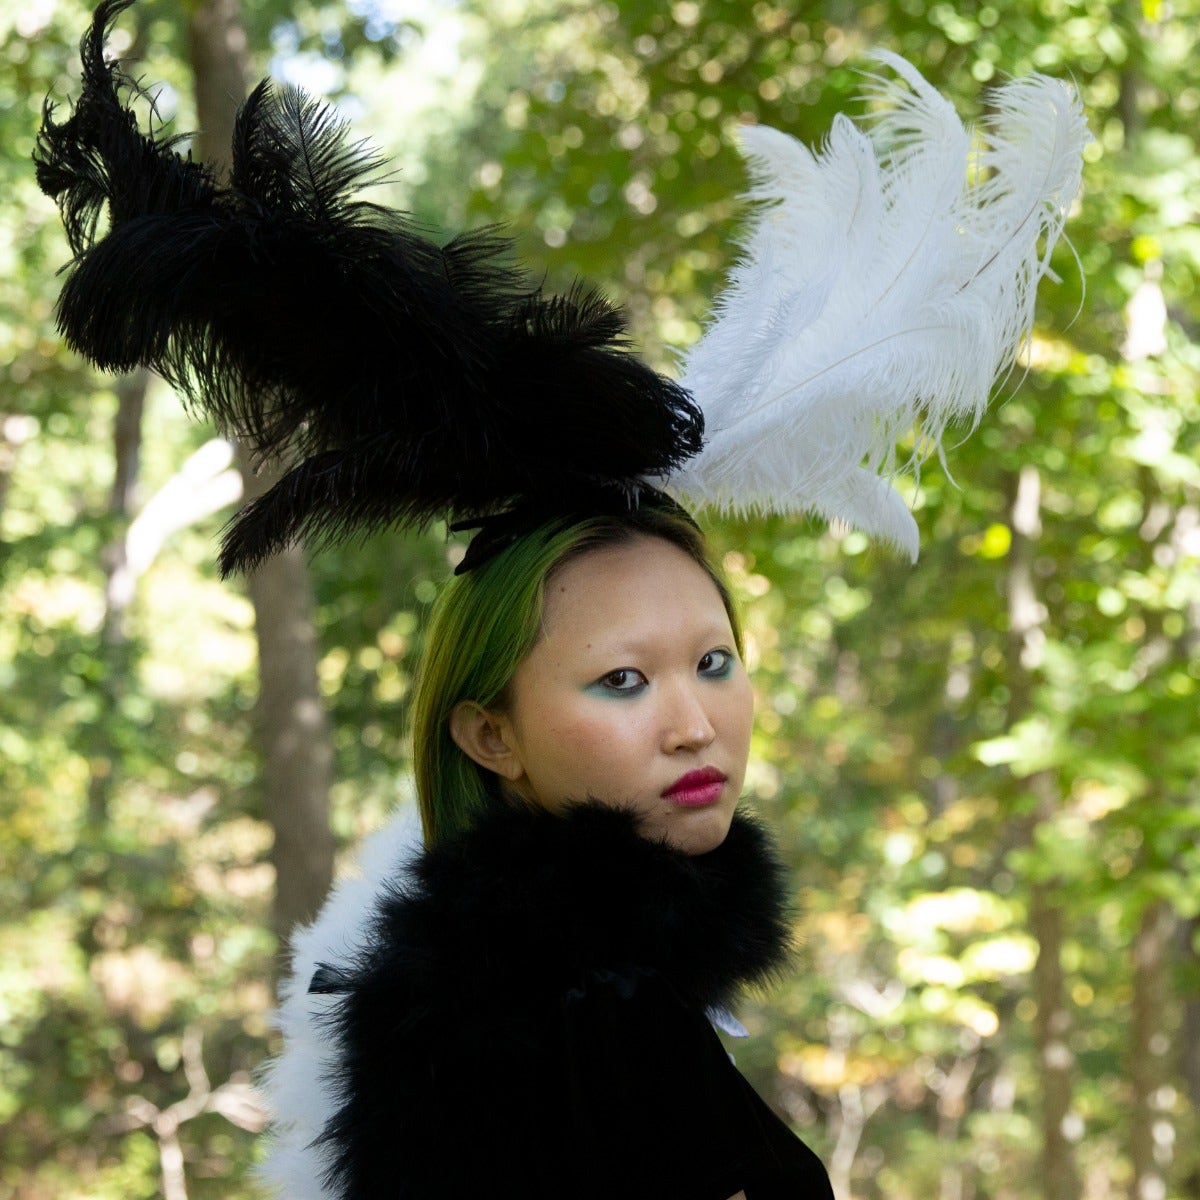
[6,0,1200,1194]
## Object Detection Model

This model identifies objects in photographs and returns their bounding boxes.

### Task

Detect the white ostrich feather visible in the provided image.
[255,805,424,1199]
[670,52,1088,559]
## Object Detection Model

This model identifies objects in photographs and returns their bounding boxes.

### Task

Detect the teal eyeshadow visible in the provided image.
[701,650,735,678]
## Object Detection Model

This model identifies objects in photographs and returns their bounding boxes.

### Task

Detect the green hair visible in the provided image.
[411,505,742,845]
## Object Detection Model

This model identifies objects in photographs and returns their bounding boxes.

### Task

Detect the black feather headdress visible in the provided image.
[36,0,703,575]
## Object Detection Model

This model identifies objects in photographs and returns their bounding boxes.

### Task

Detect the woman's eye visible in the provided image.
[597,668,647,693]
[698,649,734,677]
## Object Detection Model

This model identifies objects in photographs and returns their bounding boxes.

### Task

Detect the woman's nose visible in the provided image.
[661,681,716,752]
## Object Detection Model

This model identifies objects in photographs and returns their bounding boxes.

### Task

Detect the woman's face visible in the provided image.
[485,535,753,855]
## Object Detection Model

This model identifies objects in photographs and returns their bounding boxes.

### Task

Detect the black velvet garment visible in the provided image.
[313,802,834,1199]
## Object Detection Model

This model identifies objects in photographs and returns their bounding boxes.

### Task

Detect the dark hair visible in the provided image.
[410,504,742,844]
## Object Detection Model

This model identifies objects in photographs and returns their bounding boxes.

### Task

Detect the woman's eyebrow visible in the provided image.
[580,626,733,659]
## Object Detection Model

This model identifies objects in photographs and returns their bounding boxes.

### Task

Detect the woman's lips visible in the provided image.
[663,768,727,808]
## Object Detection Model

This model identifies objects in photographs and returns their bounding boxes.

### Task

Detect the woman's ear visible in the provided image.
[448,701,527,784]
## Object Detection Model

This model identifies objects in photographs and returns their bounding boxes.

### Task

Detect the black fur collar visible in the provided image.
[308,801,798,1198]
[366,800,794,1014]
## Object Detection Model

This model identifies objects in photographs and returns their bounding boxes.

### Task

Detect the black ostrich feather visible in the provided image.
[35,0,214,259]
[36,0,704,575]
[231,81,391,226]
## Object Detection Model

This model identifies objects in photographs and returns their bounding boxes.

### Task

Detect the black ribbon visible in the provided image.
[449,482,693,575]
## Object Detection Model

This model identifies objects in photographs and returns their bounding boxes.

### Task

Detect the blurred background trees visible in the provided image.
[2,0,1197,1196]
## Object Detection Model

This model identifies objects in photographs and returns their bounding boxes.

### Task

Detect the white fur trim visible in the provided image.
[255,805,425,1199]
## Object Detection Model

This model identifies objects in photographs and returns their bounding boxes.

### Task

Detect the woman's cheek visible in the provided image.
[559,712,647,791]
[566,715,631,762]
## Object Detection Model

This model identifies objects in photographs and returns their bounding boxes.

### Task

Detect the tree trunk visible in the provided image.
[1029,867,1080,1200]
[186,0,251,180]
[1130,899,1175,1200]
[936,1041,979,1200]
[87,368,151,825]
[185,0,334,941]
[238,449,336,938]
[1181,917,1200,1199]
[1005,464,1080,1200]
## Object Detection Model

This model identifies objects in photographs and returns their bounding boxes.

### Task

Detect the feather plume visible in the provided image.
[37,0,702,575]
[670,52,1088,559]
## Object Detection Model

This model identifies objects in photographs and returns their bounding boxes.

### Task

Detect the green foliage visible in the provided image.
[4,0,1198,1195]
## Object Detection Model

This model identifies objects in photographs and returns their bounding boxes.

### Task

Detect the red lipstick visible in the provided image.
[662,767,727,808]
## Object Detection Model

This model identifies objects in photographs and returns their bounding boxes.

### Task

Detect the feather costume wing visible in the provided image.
[256,807,424,1200]
[37,0,703,575]
[670,53,1088,559]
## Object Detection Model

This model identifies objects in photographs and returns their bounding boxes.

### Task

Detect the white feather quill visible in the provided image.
[670,52,1088,559]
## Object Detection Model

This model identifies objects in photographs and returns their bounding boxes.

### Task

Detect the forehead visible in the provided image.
[537,535,731,650]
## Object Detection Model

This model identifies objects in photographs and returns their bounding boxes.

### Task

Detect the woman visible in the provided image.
[280,503,834,1198]
[38,5,1084,1196]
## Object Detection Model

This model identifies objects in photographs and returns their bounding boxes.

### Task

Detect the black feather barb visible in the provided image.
[40,0,706,575]
[36,0,215,263]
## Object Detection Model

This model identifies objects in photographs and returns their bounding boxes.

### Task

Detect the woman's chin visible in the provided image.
[654,803,735,856]
[531,793,738,856]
